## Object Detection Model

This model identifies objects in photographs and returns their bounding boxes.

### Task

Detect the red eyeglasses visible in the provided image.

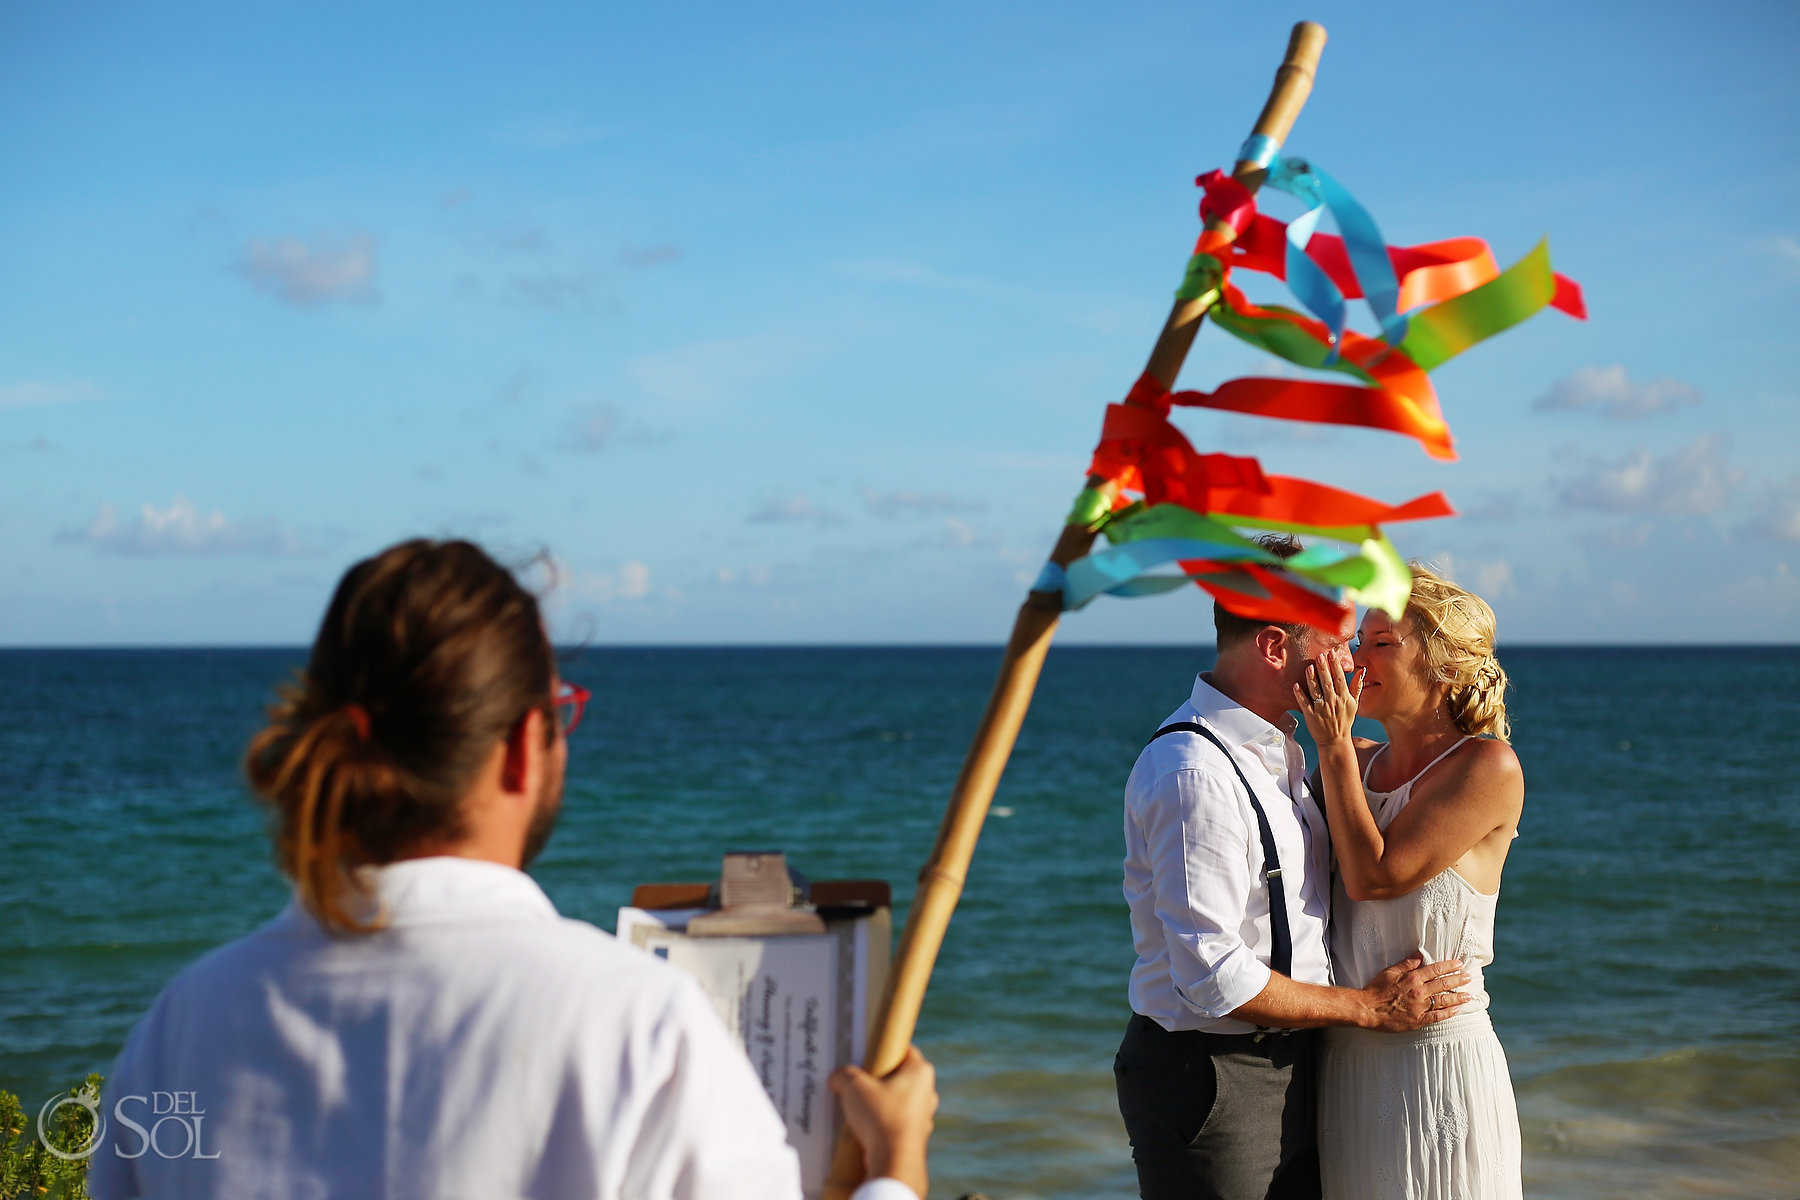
[553,682,591,736]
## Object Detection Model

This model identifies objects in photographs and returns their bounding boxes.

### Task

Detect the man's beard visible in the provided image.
[520,753,565,869]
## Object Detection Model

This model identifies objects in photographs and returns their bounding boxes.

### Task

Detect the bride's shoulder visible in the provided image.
[1461,736,1521,776]
[1448,737,1524,807]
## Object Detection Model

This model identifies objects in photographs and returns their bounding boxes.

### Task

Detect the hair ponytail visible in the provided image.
[1404,565,1512,744]
[244,540,556,934]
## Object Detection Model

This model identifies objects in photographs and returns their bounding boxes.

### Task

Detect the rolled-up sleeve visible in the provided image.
[1139,767,1272,1018]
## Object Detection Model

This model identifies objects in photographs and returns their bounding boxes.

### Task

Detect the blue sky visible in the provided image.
[3,0,1796,645]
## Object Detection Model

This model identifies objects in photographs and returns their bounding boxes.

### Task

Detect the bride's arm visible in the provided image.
[1296,656,1523,902]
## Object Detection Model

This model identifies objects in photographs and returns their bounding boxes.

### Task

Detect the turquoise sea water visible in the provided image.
[3,646,1797,1197]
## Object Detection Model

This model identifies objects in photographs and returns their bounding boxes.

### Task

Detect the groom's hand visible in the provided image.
[1360,955,1471,1031]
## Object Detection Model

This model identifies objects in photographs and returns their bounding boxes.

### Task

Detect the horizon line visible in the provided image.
[2,641,1796,652]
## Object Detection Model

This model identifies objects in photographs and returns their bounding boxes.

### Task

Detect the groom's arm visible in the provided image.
[1231,956,1472,1032]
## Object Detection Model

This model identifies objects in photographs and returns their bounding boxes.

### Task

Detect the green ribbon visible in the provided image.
[1201,239,1563,387]
[1065,486,1113,529]
[1292,533,1410,617]
[1104,503,1264,551]
[1400,239,1557,372]
[1175,253,1224,306]
[1102,503,1413,617]
[1207,298,1380,385]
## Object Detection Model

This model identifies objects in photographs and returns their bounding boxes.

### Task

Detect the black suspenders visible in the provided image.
[1149,721,1295,979]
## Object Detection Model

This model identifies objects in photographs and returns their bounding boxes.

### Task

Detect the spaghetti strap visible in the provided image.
[1361,743,1386,786]
[1417,735,1475,783]
[1365,735,1474,793]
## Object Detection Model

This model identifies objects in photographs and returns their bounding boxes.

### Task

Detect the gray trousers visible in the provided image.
[1114,1014,1320,1200]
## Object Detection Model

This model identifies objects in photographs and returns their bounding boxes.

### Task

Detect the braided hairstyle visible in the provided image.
[244,540,556,934]
[1403,565,1511,743]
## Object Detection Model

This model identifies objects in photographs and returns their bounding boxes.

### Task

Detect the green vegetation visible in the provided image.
[0,1076,99,1200]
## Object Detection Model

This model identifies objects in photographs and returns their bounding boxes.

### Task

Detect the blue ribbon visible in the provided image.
[1264,157,1408,360]
[1237,134,1281,170]
[1062,535,1381,612]
[1031,560,1069,606]
[1064,538,1284,610]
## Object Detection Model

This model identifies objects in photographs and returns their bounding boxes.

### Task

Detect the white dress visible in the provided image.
[1317,739,1523,1200]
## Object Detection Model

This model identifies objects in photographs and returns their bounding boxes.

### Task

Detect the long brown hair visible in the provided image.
[244,539,556,933]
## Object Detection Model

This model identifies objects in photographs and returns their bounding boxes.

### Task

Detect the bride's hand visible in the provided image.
[1293,654,1363,746]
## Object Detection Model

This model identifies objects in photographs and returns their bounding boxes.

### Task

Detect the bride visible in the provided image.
[1293,567,1524,1199]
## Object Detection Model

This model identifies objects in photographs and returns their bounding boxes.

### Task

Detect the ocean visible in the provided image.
[3,645,1797,1197]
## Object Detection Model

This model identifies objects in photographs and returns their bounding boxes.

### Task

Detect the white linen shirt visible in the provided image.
[89,857,915,1200]
[1123,674,1333,1034]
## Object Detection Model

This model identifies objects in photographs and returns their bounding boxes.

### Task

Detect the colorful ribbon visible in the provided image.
[1049,152,1584,632]
[1263,157,1409,355]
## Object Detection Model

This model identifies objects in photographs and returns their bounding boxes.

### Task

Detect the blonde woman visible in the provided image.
[1293,567,1524,1199]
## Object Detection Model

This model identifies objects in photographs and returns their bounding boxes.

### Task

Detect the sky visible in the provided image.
[3,0,1797,645]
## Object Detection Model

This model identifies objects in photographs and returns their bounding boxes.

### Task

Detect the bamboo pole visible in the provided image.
[822,23,1327,1199]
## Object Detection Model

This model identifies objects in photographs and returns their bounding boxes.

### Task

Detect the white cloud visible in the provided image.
[748,491,841,526]
[576,560,651,602]
[56,495,302,556]
[551,404,668,454]
[1740,478,1800,543]
[240,235,377,306]
[859,486,986,518]
[1217,413,1340,447]
[1533,365,1700,420]
[629,334,819,410]
[1772,234,1800,277]
[715,565,772,586]
[618,244,682,269]
[1470,559,1515,599]
[833,258,1005,297]
[494,223,549,255]
[563,404,619,453]
[537,555,656,606]
[1577,521,1655,550]
[504,267,603,310]
[496,365,537,406]
[1458,492,1520,524]
[496,116,615,150]
[907,516,1003,553]
[0,379,101,410]
[1555,434,1744,515]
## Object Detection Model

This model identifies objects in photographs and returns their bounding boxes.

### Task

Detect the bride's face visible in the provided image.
[1351,611,1431,722]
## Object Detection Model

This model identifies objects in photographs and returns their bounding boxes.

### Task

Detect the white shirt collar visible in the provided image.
[279,856,561,931]
[1190,673,1297,749]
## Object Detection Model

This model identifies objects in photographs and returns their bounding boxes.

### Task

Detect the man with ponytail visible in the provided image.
[91,539,936,1200]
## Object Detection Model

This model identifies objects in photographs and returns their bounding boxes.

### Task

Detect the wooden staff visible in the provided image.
[822,22,1327,1199]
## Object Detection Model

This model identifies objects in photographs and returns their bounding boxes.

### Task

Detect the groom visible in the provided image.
[1114,534,1471,1200]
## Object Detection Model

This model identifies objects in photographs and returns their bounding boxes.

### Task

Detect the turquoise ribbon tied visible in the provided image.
[1265,157,1409,361]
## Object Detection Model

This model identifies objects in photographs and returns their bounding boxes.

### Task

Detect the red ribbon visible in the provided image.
[1197,173,1587,318]
[1090,376,1455,529]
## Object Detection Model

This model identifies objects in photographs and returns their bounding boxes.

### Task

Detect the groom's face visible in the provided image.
[1282,624,1352,700]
